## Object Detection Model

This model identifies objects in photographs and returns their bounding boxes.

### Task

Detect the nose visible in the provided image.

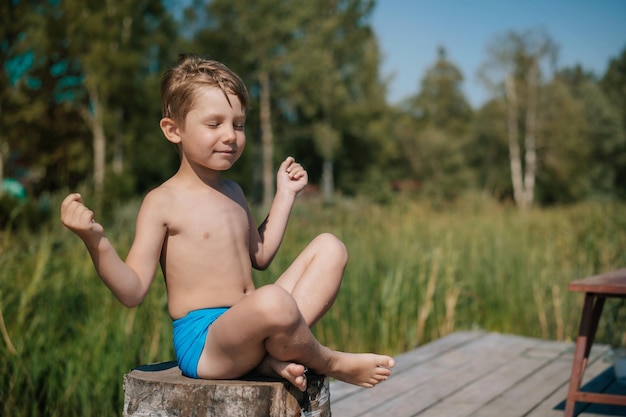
[222,125,237,143]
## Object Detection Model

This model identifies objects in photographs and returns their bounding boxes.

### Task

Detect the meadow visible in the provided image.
[1,193,625,416]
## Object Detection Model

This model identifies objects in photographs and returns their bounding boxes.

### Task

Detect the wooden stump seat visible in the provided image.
[123,361,331,417]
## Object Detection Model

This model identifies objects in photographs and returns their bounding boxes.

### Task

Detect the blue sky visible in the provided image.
[371,0,626,107]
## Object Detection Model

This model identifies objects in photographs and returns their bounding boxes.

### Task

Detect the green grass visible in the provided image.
[1,193,625,416]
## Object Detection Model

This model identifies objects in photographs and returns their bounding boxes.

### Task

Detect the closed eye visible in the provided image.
[234,124,245,131]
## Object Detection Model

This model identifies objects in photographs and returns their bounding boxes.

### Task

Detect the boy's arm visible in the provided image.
[60,193,165,307]
[249,157,307,269]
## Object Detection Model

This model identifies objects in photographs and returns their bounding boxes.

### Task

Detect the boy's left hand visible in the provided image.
[277,156,308,194]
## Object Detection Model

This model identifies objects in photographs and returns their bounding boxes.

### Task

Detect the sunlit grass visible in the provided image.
[1,193,625,416]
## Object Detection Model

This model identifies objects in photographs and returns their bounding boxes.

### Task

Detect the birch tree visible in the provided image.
[58,0,172,209]
[479,29,557,210]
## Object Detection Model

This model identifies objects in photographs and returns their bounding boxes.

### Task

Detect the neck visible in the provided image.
[176,160,223,189]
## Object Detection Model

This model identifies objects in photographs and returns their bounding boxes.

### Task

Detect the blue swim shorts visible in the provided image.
[172,307,229,378]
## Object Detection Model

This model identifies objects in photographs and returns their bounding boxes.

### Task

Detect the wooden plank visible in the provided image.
[332,332,542,417]
[330,332,502,416]
[472,356,573,417]
[330,331,622,417]
[418,355,548,417]
[329,330,485,403]
[511,344,611,417]
[329,331,485,406]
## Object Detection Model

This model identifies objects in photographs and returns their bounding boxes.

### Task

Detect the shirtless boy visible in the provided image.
[60,54,394,392]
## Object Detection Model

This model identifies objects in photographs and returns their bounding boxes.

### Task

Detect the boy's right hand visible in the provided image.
[60,193,104,241]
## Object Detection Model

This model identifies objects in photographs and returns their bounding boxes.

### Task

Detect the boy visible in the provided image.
[60,54,394,392]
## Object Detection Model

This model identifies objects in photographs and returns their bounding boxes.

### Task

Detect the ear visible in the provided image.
[160,118,182,144]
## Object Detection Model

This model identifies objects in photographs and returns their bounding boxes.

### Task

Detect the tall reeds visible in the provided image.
[0,194,624,416]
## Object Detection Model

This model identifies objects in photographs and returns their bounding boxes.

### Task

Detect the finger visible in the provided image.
[61,196,95,228]
[286,161,305,175]
[280,156,295,173]
[60,193,82,214]
[63,198,85,219]
[290,164,307,177]
[79,206,95,224]
[290,168,306,179]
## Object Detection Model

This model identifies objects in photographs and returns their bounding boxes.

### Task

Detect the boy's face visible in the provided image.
[177,86,246,172]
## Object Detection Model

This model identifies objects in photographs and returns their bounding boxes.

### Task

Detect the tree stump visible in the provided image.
[123,361,331,417]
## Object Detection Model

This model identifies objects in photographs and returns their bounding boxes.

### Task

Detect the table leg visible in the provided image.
[564,293,606,417]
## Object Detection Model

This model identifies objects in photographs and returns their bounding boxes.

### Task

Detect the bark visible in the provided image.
[259,70,274,208]
[80,83,106,211]
[505,74,525,209]
[321,158,334,203]
[522,59,538,209]
[112,108,124,175]
[505,65,539,211]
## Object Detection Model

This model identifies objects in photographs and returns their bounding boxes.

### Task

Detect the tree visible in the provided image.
[0,1,48,196]
[479,29,557,210]
[282,0,388,201]
[195,0,385,204]
[412,46,472,133]
[536,74,589,203]
[55,0,175,209]
[601,46,626,197]
[400,47,474,200]
[195,0,310,208]
[471,99,511,199]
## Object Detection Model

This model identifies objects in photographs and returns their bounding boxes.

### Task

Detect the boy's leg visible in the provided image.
[274,233,348,325]
[197,284,394,391]
[197,285,310,389]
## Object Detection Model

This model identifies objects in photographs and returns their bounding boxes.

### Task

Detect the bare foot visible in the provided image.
[257,355,308,392]
[325,352,395,388]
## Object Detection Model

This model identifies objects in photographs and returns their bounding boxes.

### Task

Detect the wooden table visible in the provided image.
[564,268,626,417]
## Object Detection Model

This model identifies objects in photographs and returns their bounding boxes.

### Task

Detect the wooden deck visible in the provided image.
[329,331,626,417]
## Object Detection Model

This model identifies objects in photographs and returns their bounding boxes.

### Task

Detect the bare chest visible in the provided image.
[167,195,249,246]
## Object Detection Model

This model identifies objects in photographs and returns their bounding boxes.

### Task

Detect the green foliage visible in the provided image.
[398,47,476,202]
[537,76,590,203]
[0,194,170,417]
[470,99,511,199]
[602,46,626,134]
[600,47,626,198]
[1,193,625,415]
[0,194,52,231]
[1,2,626,226]
[411,46,473,134]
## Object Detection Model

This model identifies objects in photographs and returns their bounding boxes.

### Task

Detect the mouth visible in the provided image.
[215,149,236,155]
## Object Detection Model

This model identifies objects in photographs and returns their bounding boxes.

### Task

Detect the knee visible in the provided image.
[252,285,301,329]
[314,233,348,265]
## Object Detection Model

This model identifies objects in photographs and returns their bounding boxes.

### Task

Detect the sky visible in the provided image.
[371,0,626,108]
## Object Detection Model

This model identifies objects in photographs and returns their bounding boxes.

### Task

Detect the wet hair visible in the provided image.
[160,53,249,126]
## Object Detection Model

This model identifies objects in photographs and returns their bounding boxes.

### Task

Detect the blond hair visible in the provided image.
[161,54,249,126]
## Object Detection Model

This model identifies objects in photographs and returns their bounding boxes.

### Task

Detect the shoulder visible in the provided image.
[221,179,248,205]
[136,182,180,224]
[221,178,244,195]
[142,183,175,208]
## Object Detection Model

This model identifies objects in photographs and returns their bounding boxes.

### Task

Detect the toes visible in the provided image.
[379,357,395,369]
